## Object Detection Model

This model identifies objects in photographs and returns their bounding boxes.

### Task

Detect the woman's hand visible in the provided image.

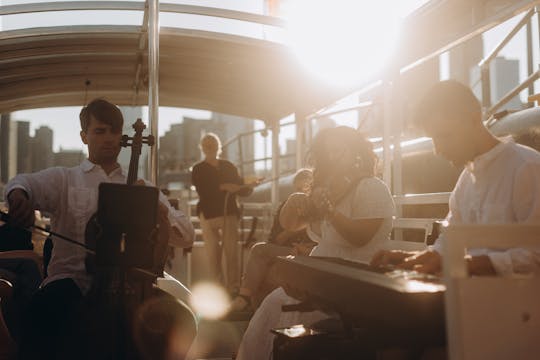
[309,187,333,218]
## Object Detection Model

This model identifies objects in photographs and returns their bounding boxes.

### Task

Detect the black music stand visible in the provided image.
[95,183,158,270]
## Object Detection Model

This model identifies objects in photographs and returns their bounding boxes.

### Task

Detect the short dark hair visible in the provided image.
[79,98,124,132]
[415,80,481,130]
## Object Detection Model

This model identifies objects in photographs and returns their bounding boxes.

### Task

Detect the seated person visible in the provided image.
[4,99,195,360]
[372,80,540,275]
[0,279,17,360]
[230,168,315,312]
[236,126,395,360]
[0,210,42,345]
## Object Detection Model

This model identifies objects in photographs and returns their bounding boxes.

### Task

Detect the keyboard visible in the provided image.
[270,255,446,346]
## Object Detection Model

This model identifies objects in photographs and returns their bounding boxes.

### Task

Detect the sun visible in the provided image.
[283,0,402,87]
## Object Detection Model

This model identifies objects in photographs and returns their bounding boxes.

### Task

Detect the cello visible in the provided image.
[85,119,195,359]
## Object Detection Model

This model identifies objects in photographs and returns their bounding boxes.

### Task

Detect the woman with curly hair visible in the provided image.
[237,126,395,360]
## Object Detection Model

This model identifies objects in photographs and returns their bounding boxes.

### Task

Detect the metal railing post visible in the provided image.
[271,121,280,207]
[391,71,403,218]
[238,134,244,177]
[382,80,392,187]
[295,112,305,170]
[526,18,534,100]
[480,66,491,116]
[148,0,160,184]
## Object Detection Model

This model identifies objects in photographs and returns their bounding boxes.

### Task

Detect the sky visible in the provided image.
[2,0,538,154]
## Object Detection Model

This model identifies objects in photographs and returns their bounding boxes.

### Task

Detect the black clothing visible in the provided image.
[0,258,41,342]
[20,278,83,360]
[191,159,246,219]
[0,224,33,251]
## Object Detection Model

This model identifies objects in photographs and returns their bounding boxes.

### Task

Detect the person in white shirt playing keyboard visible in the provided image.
[371,80,540,276]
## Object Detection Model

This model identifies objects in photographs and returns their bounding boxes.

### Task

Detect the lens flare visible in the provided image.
[284,0,401,86]
[189,282,230,320]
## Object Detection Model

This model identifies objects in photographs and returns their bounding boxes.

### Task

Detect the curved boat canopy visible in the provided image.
[0,2,351,123]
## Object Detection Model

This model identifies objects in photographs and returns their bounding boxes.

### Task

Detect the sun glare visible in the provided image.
[284,0,401,87]
[189,282,230,320]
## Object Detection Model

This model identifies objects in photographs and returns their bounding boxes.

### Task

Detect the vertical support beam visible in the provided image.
[0,114,10,184]
[295,112,305,170]
[538,7,540,53]
[238,135,244,177]
[480,66,491,117]
[306,117,313,151]
[391,73,403,217]
[526,18,534,100]
[271,121,280,207]
[382,80,392,188]
[263,130,268,174]
[148,0,160,184]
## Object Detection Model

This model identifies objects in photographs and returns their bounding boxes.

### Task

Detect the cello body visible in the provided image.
[82,119,196,359]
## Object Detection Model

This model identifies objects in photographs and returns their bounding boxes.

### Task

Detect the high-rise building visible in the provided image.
[17,121,31,174]
[0,114,18,184]
[489,57,521,110]
[54,149,86,168]
[471,56,521,111]
[31,126,54,172]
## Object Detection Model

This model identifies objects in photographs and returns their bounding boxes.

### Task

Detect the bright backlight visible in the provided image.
[284,0,401,86]
[189,282,230,320]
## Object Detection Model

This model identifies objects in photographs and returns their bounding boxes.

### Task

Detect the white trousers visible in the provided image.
[199,214,240,291]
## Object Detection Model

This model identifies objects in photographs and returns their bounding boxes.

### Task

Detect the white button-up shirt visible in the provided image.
[5,159,194,293]
[433,138,540,275]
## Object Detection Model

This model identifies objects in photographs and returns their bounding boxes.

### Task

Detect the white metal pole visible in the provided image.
[295,113,305,170]
[271,121,280,207]
[148,0,160,184]
[382,80,392,187]
[391,71,403,216]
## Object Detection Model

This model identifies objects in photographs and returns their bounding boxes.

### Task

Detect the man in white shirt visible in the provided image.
[371,80,540,276]
[4,98,194,359]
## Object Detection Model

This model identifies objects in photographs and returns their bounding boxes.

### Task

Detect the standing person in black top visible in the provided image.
[191,133,254,293]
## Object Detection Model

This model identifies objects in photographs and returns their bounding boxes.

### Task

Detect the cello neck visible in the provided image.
[125,118,145,185]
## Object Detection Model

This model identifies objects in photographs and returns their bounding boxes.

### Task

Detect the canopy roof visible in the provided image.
[0,2,349,122]
[1,0,538,121]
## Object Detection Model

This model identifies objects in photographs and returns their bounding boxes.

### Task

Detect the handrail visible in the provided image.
[393,192,451,206]
[307,82,381,121]
[307,101,373,120]
[0,1,143,14]
[0,1,286,27]
[486,70,540,118]
[478,8,536,68]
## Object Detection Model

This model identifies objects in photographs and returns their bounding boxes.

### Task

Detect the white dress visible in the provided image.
[237,177,394,360]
